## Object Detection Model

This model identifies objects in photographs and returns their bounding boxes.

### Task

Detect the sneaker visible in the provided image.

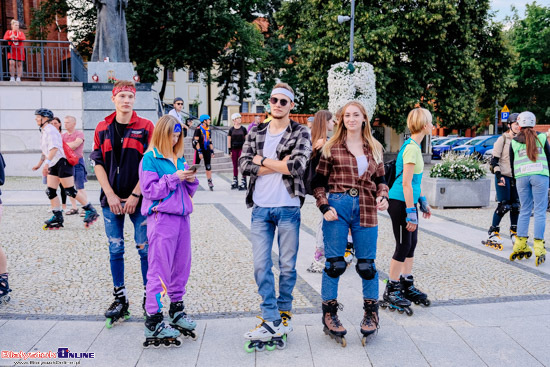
[15,77,21,82]
[9,77,15,82]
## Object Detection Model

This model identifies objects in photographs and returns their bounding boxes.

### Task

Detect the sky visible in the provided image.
[490,0,534,22]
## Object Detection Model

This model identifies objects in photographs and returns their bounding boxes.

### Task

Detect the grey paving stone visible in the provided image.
[0,319,56,352]
[136,322,205,367]
[405,325,485,367]
[501,323,550,366]
[454,325,543,367]
[447,300,550,327]
[195,318,255,367]
[255,322,313,367]
[359,324,428,367]
[85,322,143,367]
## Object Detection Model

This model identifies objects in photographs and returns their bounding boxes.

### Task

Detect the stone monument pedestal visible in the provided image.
[87,62,136,83]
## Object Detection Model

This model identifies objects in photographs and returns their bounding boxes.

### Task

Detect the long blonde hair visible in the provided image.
[147,115,184,158]
[310,110,332,159]
[322,101,383,164]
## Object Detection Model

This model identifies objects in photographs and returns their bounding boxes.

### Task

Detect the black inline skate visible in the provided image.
[231,176,238,190]
[105,286,130,328]
[510,225,518,246]
[208,179,214,191]
[238,177,247,191]
[322,299,347,347]
[143,312,182,348]
[360,299,379,346]
[400,275,431,306]
[0,273,11,305]
[380,280,413,316]
[43,210,64,230]
[168,301,197,340]
[82,204,99,228]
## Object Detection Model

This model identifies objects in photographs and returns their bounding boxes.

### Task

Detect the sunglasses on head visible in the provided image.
[270,97,290,107]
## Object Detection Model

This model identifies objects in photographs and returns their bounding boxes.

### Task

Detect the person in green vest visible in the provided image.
[509,111,549,266]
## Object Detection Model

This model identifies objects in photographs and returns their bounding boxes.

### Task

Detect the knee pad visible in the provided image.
[64,186,78,198]
[356,259,377,280]
[495,202,511,217]
[324,257,347,278]
[205,164,212,171]
[511,202,520,215]
[46,187,58,200]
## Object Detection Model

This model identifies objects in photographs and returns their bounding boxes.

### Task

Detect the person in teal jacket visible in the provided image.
[509,111,549,266]
[139,115,199,347]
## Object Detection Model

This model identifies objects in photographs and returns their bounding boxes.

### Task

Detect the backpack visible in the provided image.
[384,140,409,189]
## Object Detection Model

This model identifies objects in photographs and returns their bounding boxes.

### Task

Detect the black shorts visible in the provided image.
[194,150,212,170]
[48,158,75,178]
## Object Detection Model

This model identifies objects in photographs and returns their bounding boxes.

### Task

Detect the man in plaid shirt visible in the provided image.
[239,83,311,342]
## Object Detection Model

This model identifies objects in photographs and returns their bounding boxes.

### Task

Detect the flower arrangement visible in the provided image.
[430,152,486,181]
[107,70,117,84]
[327,62,377,122]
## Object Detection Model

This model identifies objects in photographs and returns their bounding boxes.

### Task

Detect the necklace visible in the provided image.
[114,121,125,144]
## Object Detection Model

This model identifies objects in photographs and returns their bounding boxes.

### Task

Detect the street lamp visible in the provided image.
[338,0,356,73]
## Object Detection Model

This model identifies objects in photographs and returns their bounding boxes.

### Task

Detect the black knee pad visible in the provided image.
[356,259,377,280]
[205,164,212,171]
[511,202,520,215]
[495,202,511,217]
[324,257,347,278]
[64,186,78,198]
[46,187,58,199]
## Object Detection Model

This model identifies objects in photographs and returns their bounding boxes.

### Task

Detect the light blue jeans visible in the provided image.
[322,192,379,301]
[251,205,300,322]
[516,174,549,239]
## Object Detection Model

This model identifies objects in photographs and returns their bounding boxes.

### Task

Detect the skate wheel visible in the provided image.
[362,336,367,347]
[124,312,131,320]
[42,224,48,230]
[244,341,255,353]
[153,340,161,348]
[414,301,420,305]
[164,340,171,346]
[266,344,276,351]
[174,338,182,347]
[276,337,287,350]
[405,308,414,316]
[398,309,404,314]
[518,254,524,260]
[256,343,265,352]
[340,337,347,348]
[498,245,503,251]
[389,306,396,312]
[142,341,149,348]
[424,299,431,307]
[380,303,387,309]
[526,252,533,259]
[105,318,113,329]
[510,253,516,261]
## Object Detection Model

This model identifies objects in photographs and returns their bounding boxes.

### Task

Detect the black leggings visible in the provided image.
[388,199,418,262]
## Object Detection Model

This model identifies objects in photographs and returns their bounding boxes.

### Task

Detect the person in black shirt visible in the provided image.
[193,115,215,190]
[227,113,248,190]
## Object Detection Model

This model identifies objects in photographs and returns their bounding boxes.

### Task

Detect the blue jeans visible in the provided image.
[322,192,378,301]
[516,175,549,239]
[251,205,300,322]
[102,206,149,287]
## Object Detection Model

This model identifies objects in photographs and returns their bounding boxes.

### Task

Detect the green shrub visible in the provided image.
[430,152,486,180]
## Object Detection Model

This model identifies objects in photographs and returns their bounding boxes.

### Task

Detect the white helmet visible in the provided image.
[517,111,536,128]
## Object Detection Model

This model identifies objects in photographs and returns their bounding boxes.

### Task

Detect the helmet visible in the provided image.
[508,113,519,124]
[517,111,536,128]
[231,113,241,121]
[35,108,54,119]
[199,114,211,123]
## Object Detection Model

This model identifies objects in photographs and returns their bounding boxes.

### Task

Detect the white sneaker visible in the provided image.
[244,317,284,341]
[15,77,21,82]
[9,77,15,82]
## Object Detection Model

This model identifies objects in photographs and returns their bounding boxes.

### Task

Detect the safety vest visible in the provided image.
[511,134,549,178]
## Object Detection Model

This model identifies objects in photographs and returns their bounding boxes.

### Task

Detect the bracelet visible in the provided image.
[131,193,140,198]
[44,159,51,165]
[260,157,267,166]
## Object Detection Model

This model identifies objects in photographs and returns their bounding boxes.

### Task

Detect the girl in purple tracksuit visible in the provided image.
[139,115,199,345]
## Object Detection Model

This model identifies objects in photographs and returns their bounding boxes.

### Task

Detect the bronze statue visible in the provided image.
[91,0,129,62]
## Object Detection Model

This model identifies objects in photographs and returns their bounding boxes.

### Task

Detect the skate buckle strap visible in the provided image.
[153,322,167,337]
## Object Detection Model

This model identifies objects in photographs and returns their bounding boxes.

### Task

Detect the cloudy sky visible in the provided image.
[490,0,532,21]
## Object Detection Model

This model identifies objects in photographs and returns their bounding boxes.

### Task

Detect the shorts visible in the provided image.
[194,149,212,170]
[74,158,88,190]
[48,158,74,178]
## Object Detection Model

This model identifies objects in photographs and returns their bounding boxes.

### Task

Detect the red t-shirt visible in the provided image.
[3,30,26,61]
[62,130,85,159]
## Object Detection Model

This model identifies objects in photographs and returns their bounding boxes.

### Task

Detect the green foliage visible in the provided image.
[276,0,514,130]
[506,3,550,123]
[430,152,486,180]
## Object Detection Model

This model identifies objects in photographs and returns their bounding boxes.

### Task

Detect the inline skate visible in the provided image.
[143,312,182,348]
[244,317,287,352]
[82,204,99,228]
[168,301,197,340]
[43,210,64,230]
[481,226,503,250]
[322,299,347,347]
[105,286,130,328]
[238,177,247,191]
[360,299,379,346]
[534,239,546,267]
[400,275,431,306]
[344,241,355,266]
[231,176,238,190]
[509,236,533,261]
[208,179,214,191]
[510,225,518,246]
[307,248,325,273]
[279,310,293,334]
[0,273,11,305]
[380,280,413,316]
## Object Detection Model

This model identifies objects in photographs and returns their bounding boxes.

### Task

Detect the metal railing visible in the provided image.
[210,126,228,153]
[0,40,87,81]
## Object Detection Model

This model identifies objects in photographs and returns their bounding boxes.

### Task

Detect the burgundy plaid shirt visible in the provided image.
[313,141,389,227]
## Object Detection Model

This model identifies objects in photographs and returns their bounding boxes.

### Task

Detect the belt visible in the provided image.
[336,188,359,197]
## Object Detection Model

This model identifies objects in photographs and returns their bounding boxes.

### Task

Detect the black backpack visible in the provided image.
[384,140,408,189]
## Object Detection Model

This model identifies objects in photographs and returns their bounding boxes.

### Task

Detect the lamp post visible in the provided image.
[337,0,356,73]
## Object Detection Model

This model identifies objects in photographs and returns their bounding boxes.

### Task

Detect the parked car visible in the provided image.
[431,137,451,146]
[452,135,499,158]
[432,137,472,159]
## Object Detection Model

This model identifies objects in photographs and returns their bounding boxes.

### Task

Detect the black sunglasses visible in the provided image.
[270,97,290,107]
[175,102,183,105]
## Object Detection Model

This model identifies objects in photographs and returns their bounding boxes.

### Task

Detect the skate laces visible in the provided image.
[250,316,267,331]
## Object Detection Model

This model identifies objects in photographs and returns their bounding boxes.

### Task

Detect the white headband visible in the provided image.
[271,88,294,102]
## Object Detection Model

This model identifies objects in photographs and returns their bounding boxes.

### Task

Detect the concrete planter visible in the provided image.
[421,177,491,208]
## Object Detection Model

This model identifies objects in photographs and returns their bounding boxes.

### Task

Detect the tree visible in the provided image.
[506,3,550,123]
[276,0,514,131]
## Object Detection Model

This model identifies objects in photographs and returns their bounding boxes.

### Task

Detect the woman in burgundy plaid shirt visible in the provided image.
[312,101,389,347]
